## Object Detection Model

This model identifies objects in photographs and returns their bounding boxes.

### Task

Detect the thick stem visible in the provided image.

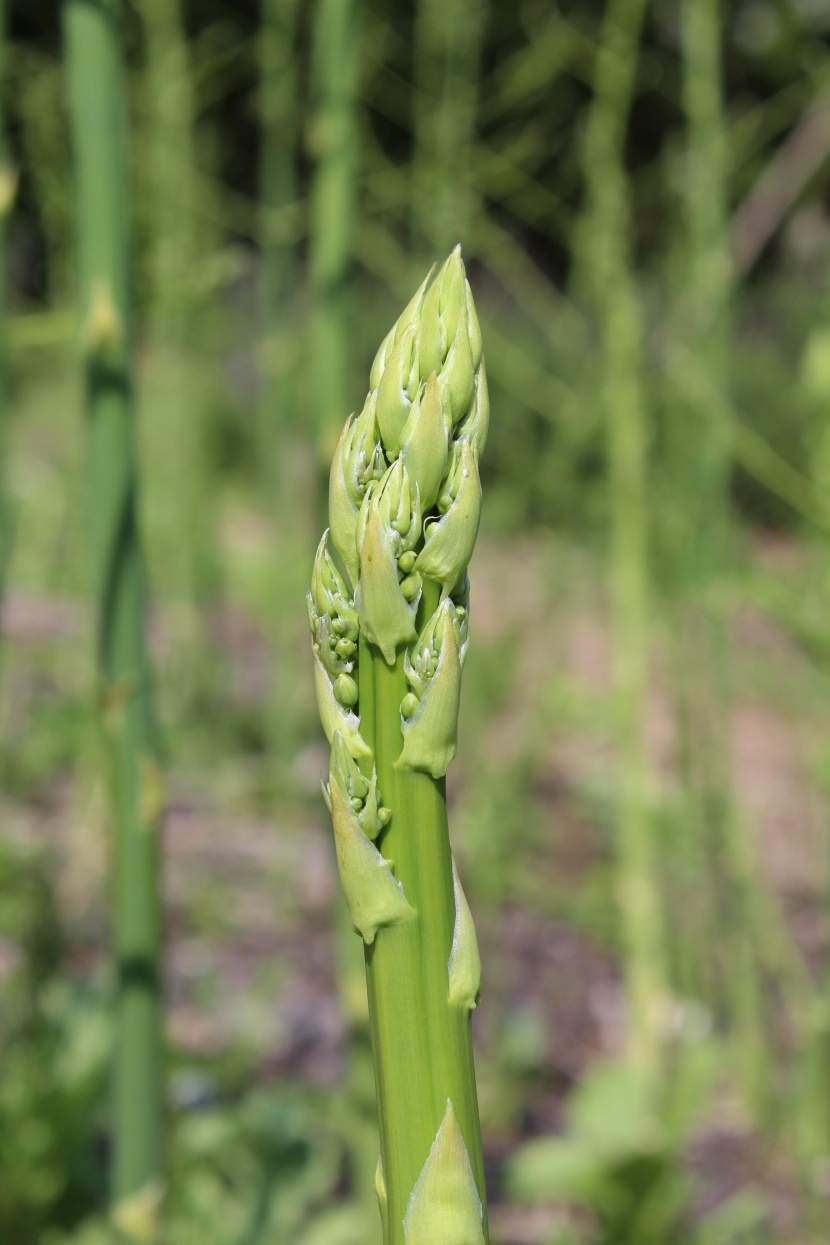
[64,0,163,1211]
[359,579,488,1244]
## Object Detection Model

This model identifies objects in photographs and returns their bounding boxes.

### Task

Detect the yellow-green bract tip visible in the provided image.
[329,757,415,944]
[403,1100,484,1245]
[448,857,481,1010]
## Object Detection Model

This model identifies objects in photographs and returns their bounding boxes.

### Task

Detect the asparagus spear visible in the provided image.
[309,247,489,1244]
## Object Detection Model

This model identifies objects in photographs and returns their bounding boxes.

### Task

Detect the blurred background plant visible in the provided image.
[2,0,830,1241]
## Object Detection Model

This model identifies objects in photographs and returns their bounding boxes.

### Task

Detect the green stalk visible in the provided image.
[309,249,489,1242]
[308,0,359,460]
[678,0,768,1108]
[259,0,301,360]
[411,0,488,259]
[63,0,163,1224]
[140,0,198,310]
[258,0,312,786]
[580,0,666,1077]
[0,0,9,602]
[258,0,301,480]
[140,0,219,631]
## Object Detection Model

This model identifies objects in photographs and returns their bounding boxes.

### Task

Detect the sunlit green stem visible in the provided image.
[64,0,163,1216]
[581,0,665,1078]
[360,578,488,1244]
[309,0,359,459]
[411,0,487,259]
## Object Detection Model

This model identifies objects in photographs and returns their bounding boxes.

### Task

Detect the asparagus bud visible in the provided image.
[329,391,385,587]
[400,374,451,513]
[356,459,423,664]
[415,438,482,598]
[327,733,415,944]
[308,248,490,1243]
[398,599,468,779]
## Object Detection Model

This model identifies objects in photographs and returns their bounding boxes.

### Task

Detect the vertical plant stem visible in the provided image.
[581,0,666,1077]
[0,0,9,607]
[259,0,301,369]
[309,0,359,461]
[411,0,488,259]
[64,0,163,1216]
[259,0,312,782]
[140,0,220,676]
[259,0,301,478]
[679,0,768,1107]
[360,589,487,1240]
[310,249,489,1240]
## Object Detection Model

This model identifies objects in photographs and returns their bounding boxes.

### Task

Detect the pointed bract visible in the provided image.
[329,394,385,587]
[329,761,415,944]
[376,323,420,456]
[356,461,421,664]
[398,602,463,778]
[403,1100,485,1245]
[448,858,482,1009]
[312,649,371,760]
[400,374,450,512]
[415,440,481,597]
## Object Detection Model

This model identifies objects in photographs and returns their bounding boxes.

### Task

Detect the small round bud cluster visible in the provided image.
[307,532,360,709]
[326,733,392,841]
[396,594,470,780]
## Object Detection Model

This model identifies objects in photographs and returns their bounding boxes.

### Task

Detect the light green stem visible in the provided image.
[0,0,8,603]
[581,0,666,1077]
[679,0,768,1108]
[360,578,487,1243]
[309,0,359,457]
[64,0,163,1214]
[411,0,487,259]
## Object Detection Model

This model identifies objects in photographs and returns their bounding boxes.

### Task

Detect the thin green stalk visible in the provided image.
[140,0,220,635]
[0,0,9,603]
[580,0,666,1077]
[411,0,488,259]
[309,0,359,460]
[258,0,301,477]
[677,0,769,1109]
[258,0,312,785]
[64,0,163,1224]
[309,249,489,1242]
[259,0,301,360]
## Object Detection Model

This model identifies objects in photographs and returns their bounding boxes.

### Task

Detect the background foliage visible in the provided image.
[3,0,830,1241]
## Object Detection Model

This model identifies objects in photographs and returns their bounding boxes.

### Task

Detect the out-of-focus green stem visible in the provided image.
[259,0,300,355]
[64,0,163,1222]
[141,0,198,312]
[581,0,665,1078]
[411,0,487,258]
[0,0,9,604]
[678,0,767,1108]
[258,0,311,782]
[309,0,359,460]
